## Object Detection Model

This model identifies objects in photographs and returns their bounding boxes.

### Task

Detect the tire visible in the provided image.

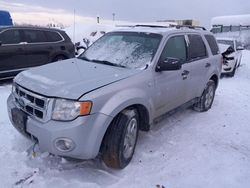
[229,65,236,77]
[193,80,216,112]
[53,55,66,62]
[101,109,139,169]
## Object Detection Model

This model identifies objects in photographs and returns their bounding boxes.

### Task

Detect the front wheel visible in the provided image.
[193,80,216,112]
[101,109,139,169]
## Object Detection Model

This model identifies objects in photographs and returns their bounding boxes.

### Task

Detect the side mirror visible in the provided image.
[236,46,244,51]
[156,57,182,72]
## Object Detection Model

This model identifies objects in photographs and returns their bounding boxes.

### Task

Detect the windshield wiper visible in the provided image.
[91,59,127,68]
[78,56,127,68]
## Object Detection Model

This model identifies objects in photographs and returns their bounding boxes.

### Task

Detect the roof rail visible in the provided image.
[175,25,207,31]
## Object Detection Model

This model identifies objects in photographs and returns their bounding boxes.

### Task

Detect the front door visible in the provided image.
[154,35,189,116]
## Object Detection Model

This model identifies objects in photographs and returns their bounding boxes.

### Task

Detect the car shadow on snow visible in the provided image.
[17,102,199,187]
[22,146,121,186]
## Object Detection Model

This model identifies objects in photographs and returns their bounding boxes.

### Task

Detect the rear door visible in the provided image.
[185,34,209,100]
[0,29,26,73]
[22,29,51,67]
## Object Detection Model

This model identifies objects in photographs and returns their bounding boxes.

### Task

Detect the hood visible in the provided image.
[14,58,141,100]
[218,43,235,57]
[218,43,231,53]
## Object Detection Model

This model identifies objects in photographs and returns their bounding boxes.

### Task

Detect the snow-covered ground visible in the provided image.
[0,51,250,188]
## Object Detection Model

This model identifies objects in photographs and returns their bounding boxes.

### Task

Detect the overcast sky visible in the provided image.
[1,0,250,28]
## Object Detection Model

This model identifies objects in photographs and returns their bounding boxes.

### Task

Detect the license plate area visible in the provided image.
[11,108,28,134]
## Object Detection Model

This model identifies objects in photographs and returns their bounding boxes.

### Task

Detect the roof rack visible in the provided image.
[134,24,169,28]
[116,24,171,28]
[116,24,207,31]
[175,25,207,30]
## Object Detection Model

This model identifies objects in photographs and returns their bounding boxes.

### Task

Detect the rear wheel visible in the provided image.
[229,65,236,77]
[101,109,139,169]
[193,80,216,112]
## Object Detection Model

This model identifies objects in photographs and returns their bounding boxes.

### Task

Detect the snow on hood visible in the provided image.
[14,58,141,100]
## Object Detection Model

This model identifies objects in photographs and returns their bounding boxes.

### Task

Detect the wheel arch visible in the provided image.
[209,74,219,89]
[51,53,69,62]
[99,103,150,158]
[108,103,151,132]
[124,104,150,132]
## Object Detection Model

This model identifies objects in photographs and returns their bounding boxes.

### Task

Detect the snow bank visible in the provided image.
[211,14,250,26]
[64,23,115,45]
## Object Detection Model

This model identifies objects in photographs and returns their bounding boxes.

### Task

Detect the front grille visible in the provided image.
[13,85,49,121]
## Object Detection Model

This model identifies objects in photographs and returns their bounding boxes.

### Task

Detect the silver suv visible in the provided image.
[7,25,222,169]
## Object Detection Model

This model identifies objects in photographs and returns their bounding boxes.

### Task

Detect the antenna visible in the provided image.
[97,15,100,24]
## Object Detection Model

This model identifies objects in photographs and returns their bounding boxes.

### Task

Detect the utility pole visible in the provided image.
[112,13,115,22]
[97,15,100,24]
[73,9,76,43]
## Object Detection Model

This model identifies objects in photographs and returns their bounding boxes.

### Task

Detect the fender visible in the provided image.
[96,87,154,124]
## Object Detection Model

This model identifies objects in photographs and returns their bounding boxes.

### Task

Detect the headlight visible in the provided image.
[52,99,92,121]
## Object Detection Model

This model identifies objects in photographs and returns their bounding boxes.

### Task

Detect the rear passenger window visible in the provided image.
[23,30,47,43]
[205,35,219,55]
[160,35,187,63]
[45,31,63,42]
[0,30,21,45]
[188,34,207,60]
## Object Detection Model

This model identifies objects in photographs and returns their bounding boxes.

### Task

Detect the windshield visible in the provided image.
[217,40,234,48]
[79,32,162,69]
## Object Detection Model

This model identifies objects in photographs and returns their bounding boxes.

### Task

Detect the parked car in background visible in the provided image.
[0,26,75,80]
[8,25,221,169]
[216,37,243,77]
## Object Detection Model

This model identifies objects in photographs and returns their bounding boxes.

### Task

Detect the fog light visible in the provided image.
[55,138,75,152]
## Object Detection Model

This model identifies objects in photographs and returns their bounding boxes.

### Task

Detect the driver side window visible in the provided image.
[160,35,187,63]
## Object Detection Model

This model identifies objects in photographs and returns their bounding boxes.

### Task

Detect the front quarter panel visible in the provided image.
[80,70,155,124]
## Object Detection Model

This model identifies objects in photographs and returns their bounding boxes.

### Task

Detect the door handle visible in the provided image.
[205,63,211,68]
